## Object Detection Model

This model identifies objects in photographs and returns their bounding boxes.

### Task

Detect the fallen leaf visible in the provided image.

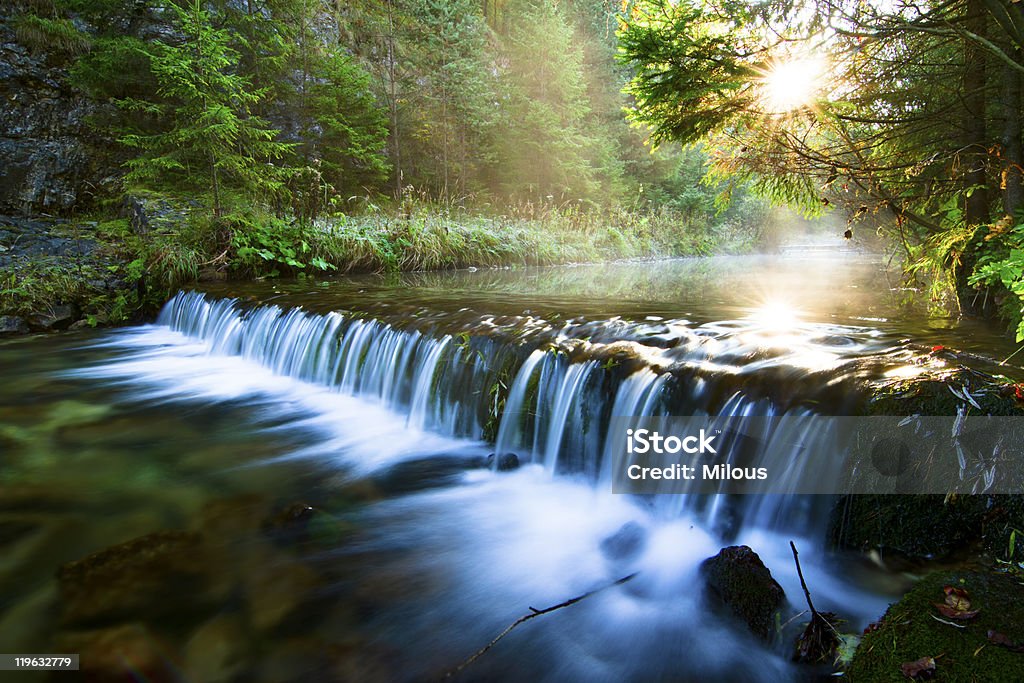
[934,603,981,620]
[901,656,936,679]
[988,630,1024,653]
[942,585,972,611]
[931,345,946,353]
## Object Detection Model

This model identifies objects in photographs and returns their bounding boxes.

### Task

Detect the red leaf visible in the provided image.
[931,345,946,353]
[901,656,936,679]
[1015,385,1024,402]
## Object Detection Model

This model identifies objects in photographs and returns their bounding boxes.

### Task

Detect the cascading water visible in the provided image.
[149,289,898,540]
[54,255,951,682]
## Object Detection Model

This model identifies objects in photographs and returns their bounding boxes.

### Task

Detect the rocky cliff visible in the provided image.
[0,8,118,215]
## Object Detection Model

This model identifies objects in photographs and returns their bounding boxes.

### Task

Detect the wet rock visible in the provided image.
[600,521,647,561]
[829,494,1024,562]
[0,315,29,335]
[488,452,521,471]
[260,500,350,549]
[57,622,181,683]
[56,530,219,626]
[700,545,786,640]
[29,303,79,330]
[371,454,488,495]
[184,613,249,683]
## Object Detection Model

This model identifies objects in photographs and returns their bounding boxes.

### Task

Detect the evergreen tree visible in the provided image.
[117,0,293,217]
[496,0,602,203]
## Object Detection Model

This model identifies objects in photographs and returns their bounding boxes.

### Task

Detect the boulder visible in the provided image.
[848,571,1024,682]
[0,315,28,335]
[29,303,78,330]
[700,545,786,639]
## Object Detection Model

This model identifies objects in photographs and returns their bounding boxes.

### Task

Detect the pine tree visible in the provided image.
[117,0,293,217]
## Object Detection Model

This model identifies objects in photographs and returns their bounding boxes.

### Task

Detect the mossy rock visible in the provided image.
[847,571,1024,682]
[866,366,1024,417]
[700,545,787,640]
[829,495,1024,562]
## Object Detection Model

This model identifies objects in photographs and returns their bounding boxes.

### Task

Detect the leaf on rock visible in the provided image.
[988,630,1024,653]
[932,585,980,620]
[901,656,936,679]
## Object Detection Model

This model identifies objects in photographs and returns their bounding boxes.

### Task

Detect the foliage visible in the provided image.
[970,221,1024,341]
[12,13,91,55]
[115,0,293,216]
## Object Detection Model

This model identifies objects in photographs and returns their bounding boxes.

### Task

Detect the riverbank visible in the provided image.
[0,200,762,335]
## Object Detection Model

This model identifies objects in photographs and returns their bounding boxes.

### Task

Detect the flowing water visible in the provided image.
[0,251,1019,681]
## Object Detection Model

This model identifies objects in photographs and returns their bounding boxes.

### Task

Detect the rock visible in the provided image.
[600,521,647,561]
[29,303,78,330]
[184,613,249,683]
[371,454,488,495]
[700,545,786,639]
[57,622,181,683]
[56,530,219,626]
[829,494,1024,562]
[848,571,1024,682]
[493,452,520,471]
[0,315,29,335]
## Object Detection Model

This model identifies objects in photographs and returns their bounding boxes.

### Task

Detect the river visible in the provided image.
[0,251,1019,681]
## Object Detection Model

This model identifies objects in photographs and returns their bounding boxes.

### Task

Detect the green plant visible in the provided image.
[969,221,1024,341]
[12,14,91,55]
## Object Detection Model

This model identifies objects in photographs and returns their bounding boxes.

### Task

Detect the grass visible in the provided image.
[0,196,765,329]
[226,203,759,278]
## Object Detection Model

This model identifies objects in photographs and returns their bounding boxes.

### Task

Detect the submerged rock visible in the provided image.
[56,530,218,626]
[57,622,181,683]
[184,613,249,683]
[600,521,647,561]
[700,545,786,640]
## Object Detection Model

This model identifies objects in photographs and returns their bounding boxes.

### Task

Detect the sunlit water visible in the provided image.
[1,252,1019,681]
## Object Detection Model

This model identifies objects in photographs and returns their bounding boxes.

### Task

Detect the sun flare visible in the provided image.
[760,57,826,113]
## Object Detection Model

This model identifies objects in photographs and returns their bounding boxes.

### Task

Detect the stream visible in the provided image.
[1,250,1020,681]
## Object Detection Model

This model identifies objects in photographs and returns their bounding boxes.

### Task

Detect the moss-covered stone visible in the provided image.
[866,365,1024,418]
[847,571,1024,682]
[829,495,1024,562]
[700,545,787,640]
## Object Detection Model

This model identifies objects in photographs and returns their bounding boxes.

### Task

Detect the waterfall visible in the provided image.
[156,290,882,535]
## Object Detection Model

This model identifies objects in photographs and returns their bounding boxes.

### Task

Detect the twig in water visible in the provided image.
[443,572,638,679]
[790,541,841,663]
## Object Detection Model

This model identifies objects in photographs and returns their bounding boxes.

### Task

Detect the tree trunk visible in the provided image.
[1001,18,1024,216]
[963,0,990,228]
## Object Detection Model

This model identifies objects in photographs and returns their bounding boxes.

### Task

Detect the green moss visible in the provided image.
[866,368,1024,417]
[847,571,1024,682]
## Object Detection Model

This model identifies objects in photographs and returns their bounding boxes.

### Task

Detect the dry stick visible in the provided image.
[790,541,818,616]
[443,572,638,679]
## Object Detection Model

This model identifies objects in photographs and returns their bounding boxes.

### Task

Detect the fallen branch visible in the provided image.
[443,572,638,679]
[790,540,841,663]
